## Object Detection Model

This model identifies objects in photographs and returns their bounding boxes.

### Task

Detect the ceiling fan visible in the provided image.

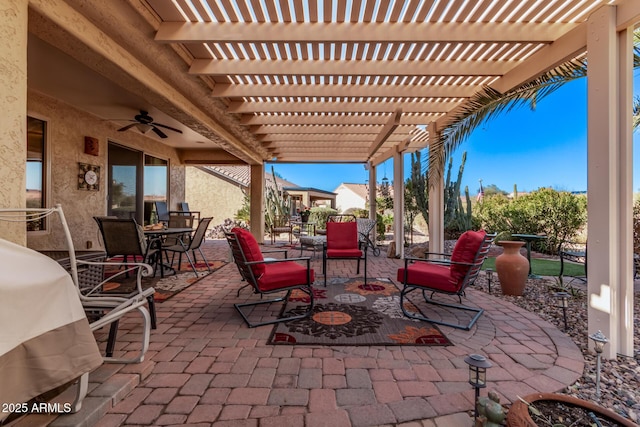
[117,110,183,139]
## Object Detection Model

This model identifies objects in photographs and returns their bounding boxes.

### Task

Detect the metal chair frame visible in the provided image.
[0,205,154,413]
[399,232,496,330]
[322,214,367,286]
[225,230,314,328]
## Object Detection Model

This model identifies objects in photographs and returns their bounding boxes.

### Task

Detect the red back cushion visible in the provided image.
[326,221,358,249]
[232,227,265,276]
[450,230,486,283]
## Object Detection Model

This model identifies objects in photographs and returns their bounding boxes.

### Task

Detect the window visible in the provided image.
[26,116,46,231]
[144,155,168,224]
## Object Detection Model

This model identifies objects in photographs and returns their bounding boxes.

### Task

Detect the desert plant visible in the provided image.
[443,152,474,238]
[234,192,250,223]
[264,166,291,230]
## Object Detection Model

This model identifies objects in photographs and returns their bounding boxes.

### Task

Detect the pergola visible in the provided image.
[1,0,638,358]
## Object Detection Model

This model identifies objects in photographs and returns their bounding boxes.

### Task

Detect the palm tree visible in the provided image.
[427,32,640,182]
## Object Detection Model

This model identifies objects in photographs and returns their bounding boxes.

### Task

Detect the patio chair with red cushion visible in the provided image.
[397,230,496,330]
[226,227,315,328]
[322,214,367,286]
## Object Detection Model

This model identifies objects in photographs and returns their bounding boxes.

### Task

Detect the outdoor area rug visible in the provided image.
[102,259,226,302]
[268,277,451,346]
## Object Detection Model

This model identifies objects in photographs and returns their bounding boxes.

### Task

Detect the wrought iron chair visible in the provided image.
[225,227,314,328]
[270,214,294,244]
[397,230,496,330]
[322,214,367,286]
[163,217,212,276]
[558,240,587,284]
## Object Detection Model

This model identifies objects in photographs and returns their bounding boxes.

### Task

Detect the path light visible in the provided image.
[553,291,570,330]
[464,354,492,422]
[485,268,494,293]
[589,330,608,399]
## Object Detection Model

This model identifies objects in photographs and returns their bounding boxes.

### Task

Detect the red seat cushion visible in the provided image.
[450,230,486,283]
[326,222,358,250]
[232,227,265,277]
[397,262,458,293]
[327,248,362,258]
[257,261,315,292]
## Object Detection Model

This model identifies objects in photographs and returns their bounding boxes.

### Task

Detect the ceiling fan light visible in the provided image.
[135,123,153,134]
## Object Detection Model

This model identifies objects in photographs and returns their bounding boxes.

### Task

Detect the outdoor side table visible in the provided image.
[299,235,326,258]
[512,234,547,278]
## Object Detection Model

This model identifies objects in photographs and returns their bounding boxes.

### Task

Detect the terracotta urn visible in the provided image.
[495,240,529,296]
[505,392,638,427]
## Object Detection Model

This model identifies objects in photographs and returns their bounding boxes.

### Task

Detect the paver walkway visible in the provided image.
[43,238,583,427]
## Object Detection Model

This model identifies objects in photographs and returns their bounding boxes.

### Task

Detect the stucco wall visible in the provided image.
[26,90,185,251]
[185,167,245,230]
[335,185,365,212]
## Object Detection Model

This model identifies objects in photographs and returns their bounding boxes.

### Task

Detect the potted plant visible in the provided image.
[506,392,637,426]
[494,231,529,296]
[300,207,311,223]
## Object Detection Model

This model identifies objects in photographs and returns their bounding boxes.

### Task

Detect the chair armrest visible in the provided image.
[423,251,452,259]
[77,259,154,298]
[262,248,289,258]
[404,256,473,268]
[246,256,311,265]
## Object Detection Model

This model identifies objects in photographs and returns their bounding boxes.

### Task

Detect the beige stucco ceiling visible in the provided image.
[26,0,640,167]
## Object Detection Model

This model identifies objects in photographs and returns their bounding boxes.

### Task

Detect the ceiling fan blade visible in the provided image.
[151,126,168,139]
[152,123,183,134]
[117,123,138,132]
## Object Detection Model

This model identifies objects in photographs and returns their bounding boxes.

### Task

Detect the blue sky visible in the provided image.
[269,76,640,196]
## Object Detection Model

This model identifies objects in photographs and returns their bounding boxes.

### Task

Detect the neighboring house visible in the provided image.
[186,166,335,228]
[334,183,368,212]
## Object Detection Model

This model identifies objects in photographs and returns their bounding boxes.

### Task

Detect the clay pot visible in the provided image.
[505,392,638,427]
[495,241,529,296]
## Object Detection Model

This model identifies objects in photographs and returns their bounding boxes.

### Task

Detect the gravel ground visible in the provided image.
[471,254,640,423]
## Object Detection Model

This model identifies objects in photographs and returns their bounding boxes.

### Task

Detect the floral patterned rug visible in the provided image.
[268,277,451,346]
[102,260,226,302]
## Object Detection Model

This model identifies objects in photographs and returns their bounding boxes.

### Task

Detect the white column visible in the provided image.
[428,124,444,254]
[0,0,28,244]
[368,164,377,240]
[393,148,404,258]
[586,6,633,358]
[616,25,634,358]
[250,164,265,243]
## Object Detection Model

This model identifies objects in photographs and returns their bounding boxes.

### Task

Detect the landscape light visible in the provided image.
[553,291,570,331]
[485,268,494,293]
[464,354,492,421]
[588,330,608,399]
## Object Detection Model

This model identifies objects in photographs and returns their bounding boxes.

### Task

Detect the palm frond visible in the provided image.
[427,58,587,183]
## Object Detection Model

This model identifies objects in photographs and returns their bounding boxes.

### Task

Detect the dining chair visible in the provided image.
[322,214,367,286]
[154,201,170,225]
[94,217,163,277]
[270,215,293,244]
[178,202,201,225]
[163,217,212,276]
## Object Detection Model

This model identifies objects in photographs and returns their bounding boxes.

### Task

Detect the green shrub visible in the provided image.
[310,207,337,230]
[474,188,586,254]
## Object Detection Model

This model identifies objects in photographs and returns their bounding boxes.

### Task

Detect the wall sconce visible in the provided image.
[553,291,570,331]
[589,330,608,399]
[464,354,492,421]
[485,268,494,293]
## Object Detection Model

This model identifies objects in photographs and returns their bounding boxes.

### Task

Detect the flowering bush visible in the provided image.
[207,218,248,238]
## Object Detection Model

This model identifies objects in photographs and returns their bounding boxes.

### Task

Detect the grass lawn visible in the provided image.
[482,257,585,277]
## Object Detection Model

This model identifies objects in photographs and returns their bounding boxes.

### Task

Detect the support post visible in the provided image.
[393,148,404,258]
[586,6,633,358]
[250,164,265,243]
[428,123,444,255]
[0,0,28,244]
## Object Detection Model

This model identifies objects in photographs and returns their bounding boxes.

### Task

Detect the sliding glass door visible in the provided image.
[108,143,168,224]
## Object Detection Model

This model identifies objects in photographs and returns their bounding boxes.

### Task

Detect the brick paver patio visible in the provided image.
[41,238,583,427]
